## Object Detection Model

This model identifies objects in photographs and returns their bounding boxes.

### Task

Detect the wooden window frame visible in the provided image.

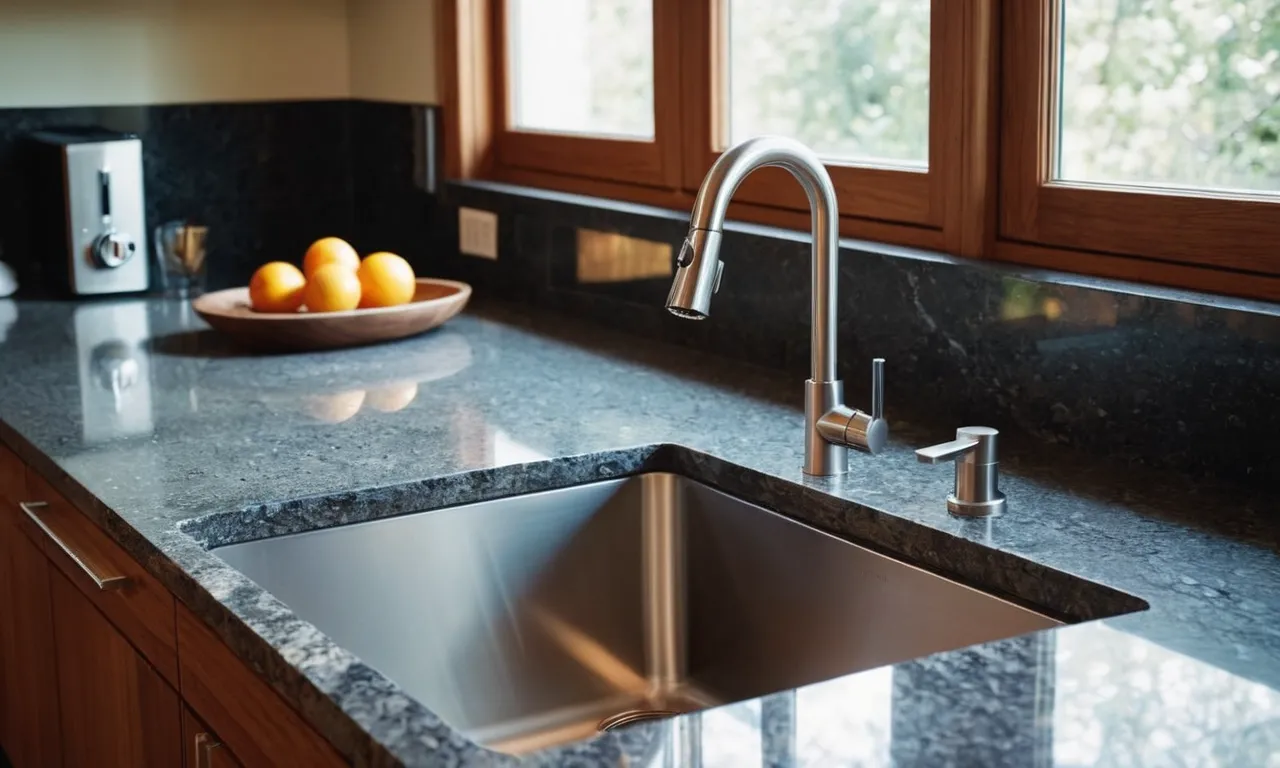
[679,2,966,232]
[440,0,1280,301]
[491,0,684,188]
[994,0,1280,299]
[442,0,992,252]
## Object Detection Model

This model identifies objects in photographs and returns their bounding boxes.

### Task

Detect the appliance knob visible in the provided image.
[92,232,137,269]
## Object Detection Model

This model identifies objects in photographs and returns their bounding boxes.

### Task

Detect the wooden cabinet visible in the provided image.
[25,471,179,686]
[50,568,182,768]
[0,445,62,768]
[0,443,345,768]
[182,706,244,768]
[177,605,346,768]
[0,512,62,768]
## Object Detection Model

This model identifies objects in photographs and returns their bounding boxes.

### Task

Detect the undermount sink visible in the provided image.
[213,473,1069,754]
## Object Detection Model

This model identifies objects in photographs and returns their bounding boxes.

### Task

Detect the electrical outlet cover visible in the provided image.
[459,208,499,260]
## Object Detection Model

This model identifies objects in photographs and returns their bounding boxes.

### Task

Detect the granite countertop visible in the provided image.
[1,296,1279,766]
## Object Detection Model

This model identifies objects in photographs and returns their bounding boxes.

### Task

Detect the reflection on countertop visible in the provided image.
[0,297,1278,766]
[611,622,1280,767]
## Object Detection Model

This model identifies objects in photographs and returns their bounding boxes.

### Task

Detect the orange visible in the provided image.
[248,262,306,313]
[304,264,362,312]
[357,252,416,308]
[303,237,360,278]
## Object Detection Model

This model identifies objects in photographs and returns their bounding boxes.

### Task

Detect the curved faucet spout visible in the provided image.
[665,136,886,476]
[666,136,839,383]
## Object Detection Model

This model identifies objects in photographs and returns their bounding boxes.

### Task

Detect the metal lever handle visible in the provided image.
[20,501,130,591]
[914,427,1006,518]
[871,358,884,420]
[916,436,980,464]
[814,357,889,455]
[195,732,228,768]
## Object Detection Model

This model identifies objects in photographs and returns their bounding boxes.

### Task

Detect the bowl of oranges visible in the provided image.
[191,238,471,351]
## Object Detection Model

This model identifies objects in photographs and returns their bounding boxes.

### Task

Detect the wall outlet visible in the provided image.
[458,207,499,260]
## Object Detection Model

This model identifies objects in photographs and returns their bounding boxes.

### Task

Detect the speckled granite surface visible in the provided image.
[1,296,1278,766]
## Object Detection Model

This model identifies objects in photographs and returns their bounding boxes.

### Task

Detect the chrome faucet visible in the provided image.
[666,136,887,476]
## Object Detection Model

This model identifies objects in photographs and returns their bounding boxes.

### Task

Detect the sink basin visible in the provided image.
[213,473,1063,754]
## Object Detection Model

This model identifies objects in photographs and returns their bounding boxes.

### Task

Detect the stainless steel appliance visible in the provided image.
[32,129,149,295]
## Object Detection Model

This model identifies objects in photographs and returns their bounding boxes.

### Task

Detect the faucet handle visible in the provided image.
[815,358,889,455]
[852,357,889,454]
[915,427,1006,517]
[871,358,884,420]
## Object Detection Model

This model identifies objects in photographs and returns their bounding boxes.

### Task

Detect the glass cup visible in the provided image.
[154,220,209,298]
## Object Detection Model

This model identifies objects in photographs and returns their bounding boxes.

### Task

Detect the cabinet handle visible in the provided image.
[195,732,227,768]
[19,501,130,591]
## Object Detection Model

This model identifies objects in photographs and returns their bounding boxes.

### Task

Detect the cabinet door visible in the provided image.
[176,605,347,767]
[50,568,182,768]
[0,445,62,768]
[0,522,62,768]
[182,706,245,768]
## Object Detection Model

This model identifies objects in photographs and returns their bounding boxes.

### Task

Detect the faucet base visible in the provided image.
[804,379,849,476]
[947,492,1006,518]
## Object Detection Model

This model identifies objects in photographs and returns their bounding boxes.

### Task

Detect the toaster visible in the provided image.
[31,128,149,296]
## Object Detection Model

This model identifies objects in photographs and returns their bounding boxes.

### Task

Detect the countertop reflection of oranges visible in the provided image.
[247,237,417,314]
[296,383,418,423]
[303,390,367,423]
[366,382,419,413]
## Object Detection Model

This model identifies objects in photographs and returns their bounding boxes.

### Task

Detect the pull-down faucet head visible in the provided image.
[667,138,829,322]
[665,228,723,320]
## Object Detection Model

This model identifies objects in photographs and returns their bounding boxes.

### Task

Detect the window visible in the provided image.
[440,0,1280,300]
[1056,0,1279,193]
[490,0,682,188]
[681,0,969,240]
[506,0,654,138]
[724,0,930,168]
[999,0,1280,294]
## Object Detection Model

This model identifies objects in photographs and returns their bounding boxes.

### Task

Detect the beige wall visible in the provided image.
[0,0,439,108]
[348,0,439,104]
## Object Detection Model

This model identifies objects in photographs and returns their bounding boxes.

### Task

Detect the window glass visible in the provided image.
[1057,0,1280,193]
[726,0,931,167]
[508,0,655,139]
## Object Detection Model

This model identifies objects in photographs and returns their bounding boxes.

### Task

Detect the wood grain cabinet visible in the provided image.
[0,491,63,767]
[0,444,347,767]
[50,568,182,767]
[182,706,245,768]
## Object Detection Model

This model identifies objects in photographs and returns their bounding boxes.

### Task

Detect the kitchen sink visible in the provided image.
[213,473,1066,754]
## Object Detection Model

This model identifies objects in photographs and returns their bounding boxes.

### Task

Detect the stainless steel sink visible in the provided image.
[213,473,1060,754]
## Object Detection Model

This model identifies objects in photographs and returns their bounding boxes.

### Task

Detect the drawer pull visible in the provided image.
[195,732,230,768]
[19,501,130,591]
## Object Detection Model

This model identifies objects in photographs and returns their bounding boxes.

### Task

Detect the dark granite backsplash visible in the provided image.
[3,99,1278,487]
[426,180,1280,487]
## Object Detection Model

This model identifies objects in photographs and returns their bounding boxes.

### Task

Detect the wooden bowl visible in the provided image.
[192,278,472,351]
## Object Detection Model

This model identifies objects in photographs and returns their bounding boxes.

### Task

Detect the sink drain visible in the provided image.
[597,709,679,732]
